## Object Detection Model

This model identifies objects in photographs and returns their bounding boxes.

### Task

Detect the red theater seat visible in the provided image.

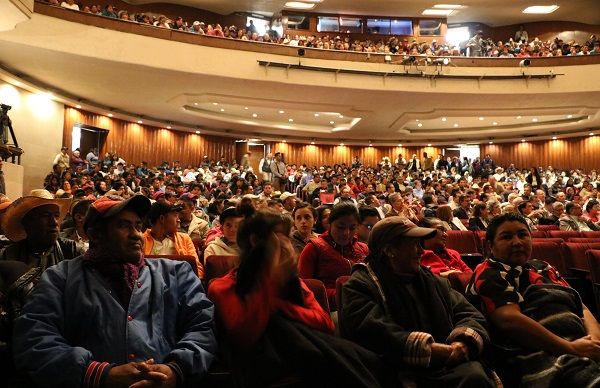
[530,230,547,238]
[531,241,567,275]
[537,225,559,231]
[568,238,600,243]
[204,255,239,284]
[303,278,330,314]
[561,243,600,276]
[446,231,481,254]
[581,231,600,238]
[533,238,564,244]
[548,230,582,240]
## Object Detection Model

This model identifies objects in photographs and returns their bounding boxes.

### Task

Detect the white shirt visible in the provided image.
[150,237,176,255]
[60,2,80,10]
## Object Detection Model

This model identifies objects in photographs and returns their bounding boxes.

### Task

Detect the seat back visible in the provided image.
[447,272,473,294]
[548,230,581,240]
[531,241,567,275]
[568,238,600,243]
[532,237,564,244]
[205,255,239,284]
[530,230,547,238]
[561,243,600,275]
[581,231,600,238]
[319,192,336,205]
[445,231,480,254]
[586,250,600,314]
[537,224,559,231]
[145,254,198,276]
[303,278,330,314]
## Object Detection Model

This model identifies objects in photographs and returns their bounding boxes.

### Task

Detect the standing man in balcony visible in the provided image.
[467,30,484,57]
[258,152,274,183]
[269,152,287,192]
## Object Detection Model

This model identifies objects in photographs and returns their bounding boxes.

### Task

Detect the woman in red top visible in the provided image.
[209,209,386,387]
[298,202,369,310]
[418,217,472,277]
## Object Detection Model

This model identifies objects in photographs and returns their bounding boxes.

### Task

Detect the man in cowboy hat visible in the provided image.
[13,194,217,387]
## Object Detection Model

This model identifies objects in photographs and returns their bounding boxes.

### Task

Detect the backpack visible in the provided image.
[261,159,271,173]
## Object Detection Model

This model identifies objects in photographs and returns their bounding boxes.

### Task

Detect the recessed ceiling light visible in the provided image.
[137,120,143,124]
[314,113,319,117]
[433,4,464,9]
[492,122,498,125]
[212,102,218,105]
[75,104,81,109]
[279,110,285,114]
[516,116,522,119]
[282,140,287,143]
[522,5,559,14]
[532,118,538,122]
[417,123,423,127]
[415,119,420,122]
[195,130,200,134]
[369,143,373,147]
[521,139,526,142]
[427,143,432,146]
[330,121,335,124]
[311,141,315,145]
[590,133,595,136]
[244,107,249,110]
[289,118,294,122]
[453,123,459,127]
[489,141,494,144]
[252,113,258,118]
[284,1,315,9]
[339,115,344,119]
[552,136,557,140]
[567,114,573,118]
[194,103,198,106]
[398,143,403,147]
[166,126,171,129]
[441,117,447,122]
[422,8,454,15]
[220,108,225,112]
[479,117,484,121]
[340,143,344,146]
[107,113,113,117]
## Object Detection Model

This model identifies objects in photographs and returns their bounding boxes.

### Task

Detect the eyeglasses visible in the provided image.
[362,223,375,230]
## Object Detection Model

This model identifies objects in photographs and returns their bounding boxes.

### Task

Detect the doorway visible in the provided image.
[72,124,108,155]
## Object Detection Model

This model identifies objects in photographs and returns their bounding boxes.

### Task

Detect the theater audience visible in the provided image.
[60,198,92,251]
[298,202,369,309]
[12,195,217,386]
[314,204,331,234]
[340,217,494,387]
[468,203,489,231]
[177,196,209,245]
[560,202,598,231]
[357,206,380,244]
[208,209,386,387]
[467,213,600,386]
[203,207,243,275]
[437,204,468,231]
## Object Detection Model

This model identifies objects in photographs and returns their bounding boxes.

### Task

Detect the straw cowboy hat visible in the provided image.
[2,189,72,242]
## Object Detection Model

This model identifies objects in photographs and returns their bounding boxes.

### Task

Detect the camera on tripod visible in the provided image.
[0,104,11,112]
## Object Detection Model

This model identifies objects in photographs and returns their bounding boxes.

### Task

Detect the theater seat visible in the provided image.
[445,231,481,254]
[145,254,198,276]
[537,225,559,231]
[548,230,581,240]
[336,275,351,336]
[568,238,600,243]
[531,241,567,275]
[561,242,600,276]
[447,272,473,294]
[205,255,239,284]
[533,238,564,244]
[303,278,330,314]
[530,230,547,238]
[581,231,600,238]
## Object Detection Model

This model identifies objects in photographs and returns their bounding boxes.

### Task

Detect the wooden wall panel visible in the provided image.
[63,107,236,166]
[269,142,443,168]
[480,136,600,171]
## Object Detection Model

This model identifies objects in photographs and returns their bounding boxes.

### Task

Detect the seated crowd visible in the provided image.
[3,146,600,386]
[45,0,600,58]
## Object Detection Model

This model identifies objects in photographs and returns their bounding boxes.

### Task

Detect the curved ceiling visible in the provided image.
[0,10,599,146]
[127,0,600,27]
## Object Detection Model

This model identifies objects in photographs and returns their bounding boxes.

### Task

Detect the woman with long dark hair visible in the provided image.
[208,209,385,387]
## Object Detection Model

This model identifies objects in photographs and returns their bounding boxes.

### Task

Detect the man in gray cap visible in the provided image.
[340,216,494,387]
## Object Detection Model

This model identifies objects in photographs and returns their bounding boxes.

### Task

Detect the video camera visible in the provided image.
[0,104,11,112]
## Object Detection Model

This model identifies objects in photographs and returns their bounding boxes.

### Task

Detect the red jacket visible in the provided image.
[421,248,472,275]
[208,270,334,347]
[298,231,368,309]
